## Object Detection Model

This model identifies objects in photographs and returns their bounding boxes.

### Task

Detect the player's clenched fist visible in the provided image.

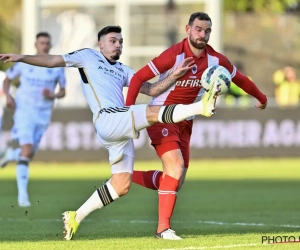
[255,101,267,110]
[0,54,24,63]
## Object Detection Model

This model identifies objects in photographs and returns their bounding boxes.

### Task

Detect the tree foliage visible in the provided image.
[0,0,22,71]
[223,0,300,13]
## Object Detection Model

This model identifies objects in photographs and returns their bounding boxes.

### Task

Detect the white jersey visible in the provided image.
[0,71,6,118]
[61,48,135,121]
[6,62,66,110]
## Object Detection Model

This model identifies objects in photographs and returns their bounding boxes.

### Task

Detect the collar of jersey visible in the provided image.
[103,55,117,65]
[183,38,206,59]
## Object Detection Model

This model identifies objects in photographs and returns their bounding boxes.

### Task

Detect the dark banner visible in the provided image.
[1,107,300,161]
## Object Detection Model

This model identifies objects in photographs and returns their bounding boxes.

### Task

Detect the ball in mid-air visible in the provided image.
[201,65,231,95]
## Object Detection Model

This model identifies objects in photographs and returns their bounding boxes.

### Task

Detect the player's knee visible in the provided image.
[20,144,34,159]
[110,172,132,197]
[115,180,131,197]
[165,164,184,180]
[163,157,184,179]
[118,181,131,196]
[145,105,161,125]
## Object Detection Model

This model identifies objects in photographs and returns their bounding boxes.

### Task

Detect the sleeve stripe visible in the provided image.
[148,62,158,75]
[149,61,160,75]
[231,65,237,78]
[148,61,160,76]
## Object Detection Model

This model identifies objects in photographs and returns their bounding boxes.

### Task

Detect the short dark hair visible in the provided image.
[36,32,51,40]
[97,26,122,41]
[188,12,212,26]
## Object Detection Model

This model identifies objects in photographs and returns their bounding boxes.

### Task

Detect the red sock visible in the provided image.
[157,174,179,233]
[132,170,163,190]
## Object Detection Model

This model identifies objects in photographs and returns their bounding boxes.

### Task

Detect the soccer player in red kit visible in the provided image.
[126,12,267,240]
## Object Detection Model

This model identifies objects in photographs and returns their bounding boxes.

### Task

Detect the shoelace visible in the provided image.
[165,229,176,234]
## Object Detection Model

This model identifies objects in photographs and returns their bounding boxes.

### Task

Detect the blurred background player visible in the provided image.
[0,70,5,138]
[0,32,66,207]
[126,12,267,239]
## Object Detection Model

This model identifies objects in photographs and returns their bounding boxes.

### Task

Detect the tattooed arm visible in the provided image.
[139,75,177,97]
[139,57,194,97]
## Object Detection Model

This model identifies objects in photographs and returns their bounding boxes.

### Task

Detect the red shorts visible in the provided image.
[146,120,192,168]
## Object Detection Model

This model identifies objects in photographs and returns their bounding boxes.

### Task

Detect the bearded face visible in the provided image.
[186,19,212,50]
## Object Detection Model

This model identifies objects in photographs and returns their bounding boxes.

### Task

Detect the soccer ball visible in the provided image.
[201,65,231,95]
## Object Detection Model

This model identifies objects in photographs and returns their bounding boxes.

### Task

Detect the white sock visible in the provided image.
[75,181,119,223]
[7,147,21,162]
[158,102,204,124]
[16,157,30,200]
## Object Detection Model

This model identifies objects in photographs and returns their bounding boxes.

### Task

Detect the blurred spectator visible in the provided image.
[225,62,250,107]
[273,66,300,106]
[165,0,178,46]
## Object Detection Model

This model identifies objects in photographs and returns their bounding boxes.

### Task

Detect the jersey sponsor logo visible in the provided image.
[115,67,124,72]
[175,79,201,87]
[97,65,126,81]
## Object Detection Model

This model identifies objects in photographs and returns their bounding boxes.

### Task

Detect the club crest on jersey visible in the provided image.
[192,64,197,74]
[162,128,168,137]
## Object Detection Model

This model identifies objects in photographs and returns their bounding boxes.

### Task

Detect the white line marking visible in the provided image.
[0,218,299,229]
[162,243,262,250]
[0,218,91,222]
[111,220,300,229]
[196,221,300,229]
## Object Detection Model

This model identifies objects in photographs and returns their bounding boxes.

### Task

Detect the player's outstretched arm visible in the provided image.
[233,70,267,110]
[43,87,66,100]
[220,55,267,110]
[0,54,66,68]
[140,57,194,97]
[2,76,15,109]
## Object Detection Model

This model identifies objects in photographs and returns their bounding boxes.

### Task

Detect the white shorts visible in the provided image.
[12,108,50,151]
[95,104,149,165]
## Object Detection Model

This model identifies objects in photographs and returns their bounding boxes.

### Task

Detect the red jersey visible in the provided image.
[126,38,267,106]
[148,38,236,105]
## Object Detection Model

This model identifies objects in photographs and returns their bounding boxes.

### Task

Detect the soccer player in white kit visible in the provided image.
[0,26,219,240]
[0,70,6,137]
[0,32,66,207]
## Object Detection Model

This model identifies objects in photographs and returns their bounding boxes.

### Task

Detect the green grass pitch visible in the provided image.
[0,159,300,250]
